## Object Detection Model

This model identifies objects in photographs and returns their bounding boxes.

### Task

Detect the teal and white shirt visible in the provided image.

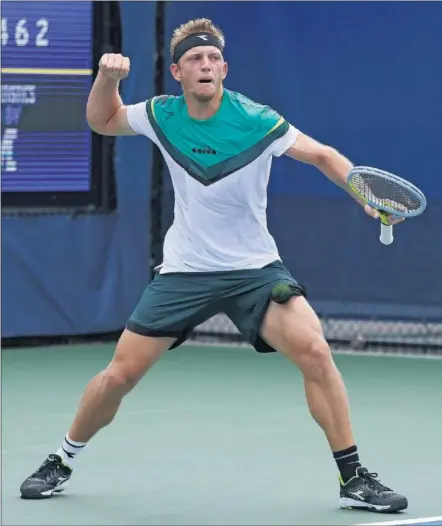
[127,89,298,273]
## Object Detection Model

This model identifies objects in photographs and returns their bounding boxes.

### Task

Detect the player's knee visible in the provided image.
[101,362,142,395]
[300,337,333,382]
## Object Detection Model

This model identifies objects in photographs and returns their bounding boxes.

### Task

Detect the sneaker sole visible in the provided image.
[20,481,69,499]
[340,496,408,513]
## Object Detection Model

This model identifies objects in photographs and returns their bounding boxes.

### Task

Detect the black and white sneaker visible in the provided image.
[20,454,72,499]
[340,467,408,513]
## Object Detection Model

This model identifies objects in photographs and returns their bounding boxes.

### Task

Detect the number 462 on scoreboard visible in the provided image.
[1,17,49,47]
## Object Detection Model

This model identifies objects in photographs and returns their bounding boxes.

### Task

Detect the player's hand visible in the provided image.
[363,204,405,225]
[99,53,130,80]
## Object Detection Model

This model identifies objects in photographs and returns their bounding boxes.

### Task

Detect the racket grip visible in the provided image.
[380,223,393,245]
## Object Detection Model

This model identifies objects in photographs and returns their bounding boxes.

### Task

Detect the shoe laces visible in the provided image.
[30,455,61,481]
[359,469,392,494]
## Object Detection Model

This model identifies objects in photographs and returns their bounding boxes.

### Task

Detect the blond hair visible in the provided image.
[170,18,225,61]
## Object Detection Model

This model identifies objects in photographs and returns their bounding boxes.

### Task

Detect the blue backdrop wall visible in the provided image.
[2,1,441,338]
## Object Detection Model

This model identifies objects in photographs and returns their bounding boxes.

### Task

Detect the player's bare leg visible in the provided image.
[260,295,408,513]
[261,296,354,451]
[68,330,172,442]
[20,331,174,499]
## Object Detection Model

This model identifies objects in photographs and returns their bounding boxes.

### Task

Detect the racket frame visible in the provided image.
[347,166,427,246]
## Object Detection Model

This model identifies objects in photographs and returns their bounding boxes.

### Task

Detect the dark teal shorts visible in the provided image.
[126,260,306,353]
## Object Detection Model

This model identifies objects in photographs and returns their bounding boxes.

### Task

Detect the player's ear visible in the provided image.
[170,63,181,82]
[222,61,228,80]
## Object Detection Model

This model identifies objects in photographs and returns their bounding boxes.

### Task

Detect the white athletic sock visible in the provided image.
[56,434,87,469]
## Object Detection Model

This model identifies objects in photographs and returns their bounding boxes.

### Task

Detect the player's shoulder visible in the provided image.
[147,94,184,117]
[225,89,285,131]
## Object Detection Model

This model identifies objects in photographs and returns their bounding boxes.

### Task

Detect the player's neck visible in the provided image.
[185,88,224,120]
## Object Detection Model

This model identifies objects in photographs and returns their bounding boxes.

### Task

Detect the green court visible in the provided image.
[2,343,441,525]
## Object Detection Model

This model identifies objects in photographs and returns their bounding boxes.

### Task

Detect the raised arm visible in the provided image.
[86,54,137,136]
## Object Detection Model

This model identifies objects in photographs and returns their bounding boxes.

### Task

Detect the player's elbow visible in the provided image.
[87,118,114,136]
[86,106,134,136]
[315,145,339,169]
[85,103,113,135]
[86,112,108,135]
[87,121,103,135]
[86,109,102,134]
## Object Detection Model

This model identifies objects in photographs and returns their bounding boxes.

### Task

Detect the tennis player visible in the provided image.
[20,18,406,513]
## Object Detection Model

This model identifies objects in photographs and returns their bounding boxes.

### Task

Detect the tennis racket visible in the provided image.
[347,166,427,245]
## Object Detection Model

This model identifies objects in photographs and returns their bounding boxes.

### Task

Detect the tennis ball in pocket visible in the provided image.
[270,283,295,304]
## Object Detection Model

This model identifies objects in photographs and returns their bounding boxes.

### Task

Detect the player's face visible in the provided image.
[172,46,228,102]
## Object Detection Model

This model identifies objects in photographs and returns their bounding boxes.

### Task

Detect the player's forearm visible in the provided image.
[316,148,365,207]
[86,72,124,132]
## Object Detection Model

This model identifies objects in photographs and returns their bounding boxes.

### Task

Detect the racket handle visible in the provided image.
[380,223,393,245]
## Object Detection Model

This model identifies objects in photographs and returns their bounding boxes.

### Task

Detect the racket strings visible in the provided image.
[351,173,422,213]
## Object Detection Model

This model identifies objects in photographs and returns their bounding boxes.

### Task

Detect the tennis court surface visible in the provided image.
[358,518,442,526]
[2,342,441,525]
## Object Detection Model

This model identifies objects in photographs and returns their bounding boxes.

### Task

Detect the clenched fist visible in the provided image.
[99,53,130,80]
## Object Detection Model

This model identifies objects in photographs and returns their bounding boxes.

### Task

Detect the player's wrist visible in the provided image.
[97,69,121,86]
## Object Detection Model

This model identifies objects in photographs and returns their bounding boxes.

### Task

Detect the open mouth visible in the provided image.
[198,79,213,84]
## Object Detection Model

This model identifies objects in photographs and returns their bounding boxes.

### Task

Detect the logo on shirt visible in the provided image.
[192,145,217,155]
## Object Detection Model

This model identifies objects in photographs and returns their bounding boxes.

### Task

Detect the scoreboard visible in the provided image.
[1,1,96,206]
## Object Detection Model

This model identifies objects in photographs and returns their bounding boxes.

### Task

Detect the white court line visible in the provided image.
[358,516,442,526]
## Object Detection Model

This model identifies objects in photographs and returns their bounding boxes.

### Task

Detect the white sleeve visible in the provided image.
[126,101,158,143]
[271,124,299,157]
